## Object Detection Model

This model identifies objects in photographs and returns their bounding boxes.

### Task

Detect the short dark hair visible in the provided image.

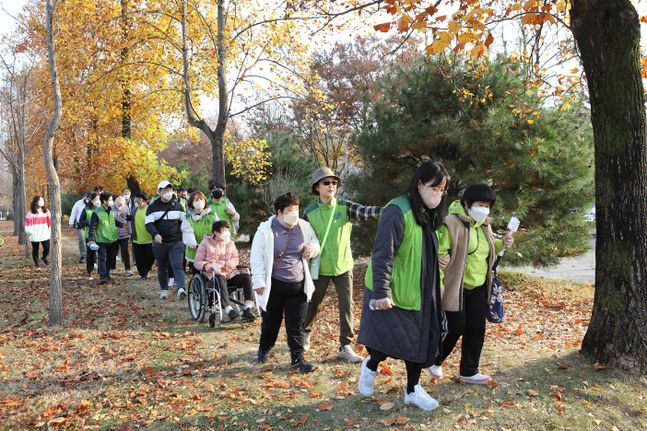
[178,186,186,192]
[133,192,148,201]
[99,192,112,204]
[187,187,196,194]
[208,180,225,191]
[406,160,450,227]
[87,192,100,207]
[460,183,496,209]
[93,185,104,192]
[212,220,230,232]
[274,192,300,213]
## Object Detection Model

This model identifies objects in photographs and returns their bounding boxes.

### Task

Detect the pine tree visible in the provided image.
[348,57,594,266]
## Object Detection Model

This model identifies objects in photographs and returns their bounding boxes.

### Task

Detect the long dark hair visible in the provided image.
[30,196,47,214]
[406,160,450,227]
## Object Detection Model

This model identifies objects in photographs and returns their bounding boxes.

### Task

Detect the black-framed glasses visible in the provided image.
[322,180,338,186]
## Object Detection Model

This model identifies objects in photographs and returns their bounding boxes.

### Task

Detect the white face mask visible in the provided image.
[193,200,205,211]
[123,194,130,200]
[161,191,173,201]
[107,200,114,208]
[282,210,299,226]
[93,200,101,208]
[418,186,443,209]
[219,231,231,241]
[134,201,140,208]
[37,199,44,207]
[468,206,490,224]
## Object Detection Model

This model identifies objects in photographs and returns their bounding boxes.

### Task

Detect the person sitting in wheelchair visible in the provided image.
[194,220,256,322]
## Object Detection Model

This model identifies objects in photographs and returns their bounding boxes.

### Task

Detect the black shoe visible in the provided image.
[257,348,271,363]
[290,357,315,373]
[99,278,109,285]
[42,258,50,266]
[242,308,256,321]
[227,309,240,322]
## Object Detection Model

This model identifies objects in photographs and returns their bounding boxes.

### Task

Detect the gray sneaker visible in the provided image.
[160,289,169,300]
[339,344,362,363]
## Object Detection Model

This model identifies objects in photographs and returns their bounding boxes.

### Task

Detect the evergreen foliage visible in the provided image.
[347,57,594,266]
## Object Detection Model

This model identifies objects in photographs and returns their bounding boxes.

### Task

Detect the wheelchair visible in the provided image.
[187,266,259,327]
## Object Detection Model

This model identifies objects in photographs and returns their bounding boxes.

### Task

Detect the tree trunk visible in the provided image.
[571,0,647,372]
[44,0,64,327]
[213,0,229,187]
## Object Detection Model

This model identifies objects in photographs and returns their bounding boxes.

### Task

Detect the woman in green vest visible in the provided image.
[207,181,240,234]
[131,192,154,280]
[78,192,100,280]
[357,160,449,412]
[428,183,513,385]
[88,193,122,285]
[185,191,217,272]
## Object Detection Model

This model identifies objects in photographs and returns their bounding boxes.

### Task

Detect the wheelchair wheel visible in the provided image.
[188,275,206,322]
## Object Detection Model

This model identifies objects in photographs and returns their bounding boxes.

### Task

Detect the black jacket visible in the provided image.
[145,198,190,244]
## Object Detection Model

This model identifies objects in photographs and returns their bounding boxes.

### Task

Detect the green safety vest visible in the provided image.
[365,195,423,311]
[94,206,118,244]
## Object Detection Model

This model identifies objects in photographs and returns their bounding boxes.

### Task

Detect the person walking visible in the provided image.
[357,160,449,412]
[184,191,217,272]
[428,183,513,385]
[131,192,154,280]
[251,192,320,373]
[207,180,240,234]
[145,180,196,300]
[69,192,90,263]
[25,196,51,271]
[114,196,134,276]
[303,167,382,363]
[88,193,121,284]
[78,192,100,280]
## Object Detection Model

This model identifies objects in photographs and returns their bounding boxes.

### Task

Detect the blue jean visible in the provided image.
[152,241,185,291]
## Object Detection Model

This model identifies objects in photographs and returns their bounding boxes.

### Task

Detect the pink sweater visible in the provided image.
[25,209,51,242]
[194,234,240,280]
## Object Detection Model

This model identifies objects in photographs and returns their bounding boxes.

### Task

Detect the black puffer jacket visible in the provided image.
[357,205,444,365]
[145,198,189,243]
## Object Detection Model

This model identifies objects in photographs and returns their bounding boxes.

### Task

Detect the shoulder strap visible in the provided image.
[318,202,337,253]
[153,205,172,226]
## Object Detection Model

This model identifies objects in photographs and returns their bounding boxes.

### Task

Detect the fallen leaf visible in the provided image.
[498,400,515,407]
[527,389,539,397]
[380,402,395,411]
[317,401,333,411]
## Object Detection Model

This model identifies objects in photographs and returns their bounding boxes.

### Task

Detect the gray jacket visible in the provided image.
[357,204,443,365]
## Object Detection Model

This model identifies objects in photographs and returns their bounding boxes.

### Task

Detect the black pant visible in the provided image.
[31,240,50,267]
[107,241,119,271]
[152,241,185,291]
[117,238,131,270]
[97,241,116,280]
[133,243,154,278]
[259,278,307,358]
[214,273,253,307]
[85,242,96,275]
[434,284,488,377]
[367,347,423,394]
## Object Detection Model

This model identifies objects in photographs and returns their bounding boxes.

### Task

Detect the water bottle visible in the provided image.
[369,298,391,311]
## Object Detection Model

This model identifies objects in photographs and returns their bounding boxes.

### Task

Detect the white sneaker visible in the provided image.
[428,365,443,380]
[176,287,186,300]
[109,269,116,275]
[303,332,311,352]
[124,270,134,277]
[404,385,439,411]
[459,373,492,385]
[168,278,175,287]
[160,289,169,300]
[358,358,377,397]
[339,344,363,363]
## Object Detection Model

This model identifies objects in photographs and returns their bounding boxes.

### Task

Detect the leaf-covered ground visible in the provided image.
[0,221,645,430]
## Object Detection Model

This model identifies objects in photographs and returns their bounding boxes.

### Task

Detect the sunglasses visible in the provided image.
[322,180,338,186]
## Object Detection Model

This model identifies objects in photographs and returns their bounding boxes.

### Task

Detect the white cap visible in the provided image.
[157,180,174,191]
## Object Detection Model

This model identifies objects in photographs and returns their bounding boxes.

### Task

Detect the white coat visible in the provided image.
[250,215,320,311]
